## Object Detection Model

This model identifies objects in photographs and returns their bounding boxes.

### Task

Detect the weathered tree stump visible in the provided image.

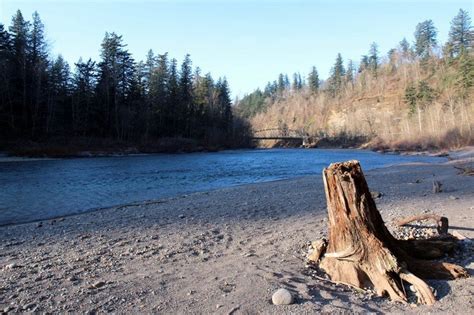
[312,160,468,305]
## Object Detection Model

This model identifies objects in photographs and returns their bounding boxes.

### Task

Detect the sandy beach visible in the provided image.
[1,151,473,314]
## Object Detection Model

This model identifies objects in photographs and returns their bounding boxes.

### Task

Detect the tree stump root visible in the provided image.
[307,160,468,305]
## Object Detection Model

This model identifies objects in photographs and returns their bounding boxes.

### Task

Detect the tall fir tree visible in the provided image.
[29,11,49,137]
[47,55,70,135]
[179,54,194,137]
[448,9,473,57]
[9,10,30,135]
[216,77,232,134]
[72,58,96,136]
[277,73,286,94]
[308,66,319,93]
[292,73,303,91]
[0,23,13,136]
[167,58,179,135]
[414,20,437,59]
[328,53,345,95]
[399,38,411,57]
[368,42,379,77]
[149,52,169,136]
[96,32,135,139]
[346,59,355,86]
[359,55,369,72]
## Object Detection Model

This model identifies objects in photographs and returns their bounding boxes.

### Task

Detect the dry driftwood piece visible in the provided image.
[311,160,468,305]
[395,213,449,235]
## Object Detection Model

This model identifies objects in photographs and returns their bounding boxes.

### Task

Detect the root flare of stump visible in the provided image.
[308,160,468,305]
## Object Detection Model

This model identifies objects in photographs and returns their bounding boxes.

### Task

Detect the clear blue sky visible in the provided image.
[1,0,472,98]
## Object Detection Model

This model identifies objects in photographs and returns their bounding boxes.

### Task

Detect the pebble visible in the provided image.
[272,288,293,305]
[5,263,19,270]
[22,303,36,310]
[90,281,106,289]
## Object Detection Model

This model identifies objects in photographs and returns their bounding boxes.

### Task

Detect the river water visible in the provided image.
[0,149,443,225]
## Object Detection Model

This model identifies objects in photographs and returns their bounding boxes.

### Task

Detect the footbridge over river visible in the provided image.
[250,128,314,146]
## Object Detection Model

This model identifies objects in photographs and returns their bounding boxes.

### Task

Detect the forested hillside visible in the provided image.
[236,9,474,151]
[0,10,250,156]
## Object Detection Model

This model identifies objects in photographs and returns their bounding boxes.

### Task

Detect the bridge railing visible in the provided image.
[251,128,308,138]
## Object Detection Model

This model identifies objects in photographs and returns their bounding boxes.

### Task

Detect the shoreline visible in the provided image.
[1,149,473,313]
[2,137,469,159]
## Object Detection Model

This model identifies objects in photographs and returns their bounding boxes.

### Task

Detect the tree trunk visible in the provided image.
[313,161,468,305]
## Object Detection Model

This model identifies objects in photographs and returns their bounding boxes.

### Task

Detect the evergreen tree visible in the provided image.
[298,73,303,89]
[277,73,285,94]
[414,20,437,59]
[328,53,345,95]
[416,80,435,107]
[387,48,397,72]
[149,52,169,136]
[359,55,369,73]
[292,73,303,91]
[346,60,355,85]
[9,10,30,135]
[142,49,156,138]
[29,11,49,137]
[308,66,320,93]
[0,23,13,136]
[237,89,266,118]
[143,49,156,93]
[448,9,473,57]
[47,55,70,135]
[179,54,194,136]
[29,12,47,65]
[96,32,135,139]
[72,58,96,136]
[168,58,179,134]
[399,38,411,57]
[194,72,214,135]
[404,82,417,115]
[284,74,290,90]
[216,77,232,134]
[368,42,379,76]
[457,52,474,95]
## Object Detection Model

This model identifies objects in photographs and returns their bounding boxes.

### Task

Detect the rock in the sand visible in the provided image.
[5,263,19,270]
[90,281,106,289]
[178,214,186,219]
[272,288,293,305]
[3,306,14,313]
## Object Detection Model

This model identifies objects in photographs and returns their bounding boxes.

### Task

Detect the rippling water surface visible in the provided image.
[0,149,443,225]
